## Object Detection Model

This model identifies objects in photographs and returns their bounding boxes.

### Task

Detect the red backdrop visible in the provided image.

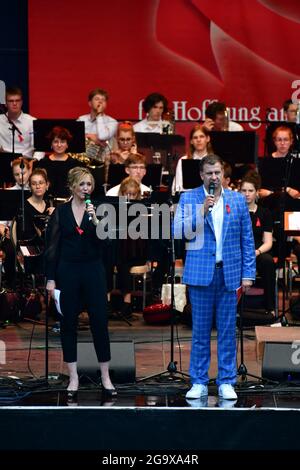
[28,0,300,148]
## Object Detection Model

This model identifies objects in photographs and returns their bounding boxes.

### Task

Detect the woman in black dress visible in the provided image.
[45,167,115,398]
[240,173,276,315]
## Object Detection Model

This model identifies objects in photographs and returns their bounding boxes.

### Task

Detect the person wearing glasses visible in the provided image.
[109,121,137,164]
[259,126,300,266]
[0,86,44,160]
[106,153,151,196]
[259,126,299,199]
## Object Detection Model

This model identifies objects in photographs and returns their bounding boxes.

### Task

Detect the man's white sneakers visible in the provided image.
[218,384,237,400]
[186,383,237,400]
[185,384,208,399]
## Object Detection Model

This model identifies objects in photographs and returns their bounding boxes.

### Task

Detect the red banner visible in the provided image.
[28,0,300,147]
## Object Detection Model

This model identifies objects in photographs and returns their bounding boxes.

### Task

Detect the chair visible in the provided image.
[244,256,279,318]
[129,263,151,310]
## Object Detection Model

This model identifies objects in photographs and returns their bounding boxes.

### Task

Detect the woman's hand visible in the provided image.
[47,207,55,216]
[86,203,98,226]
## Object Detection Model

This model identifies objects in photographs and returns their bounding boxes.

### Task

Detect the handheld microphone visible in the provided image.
[208,182,215,212]
[84,193,92,221]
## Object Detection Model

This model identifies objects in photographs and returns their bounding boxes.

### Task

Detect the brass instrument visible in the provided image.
[69,137,108,166]
[223,107,229,131]
[162,109,175,135]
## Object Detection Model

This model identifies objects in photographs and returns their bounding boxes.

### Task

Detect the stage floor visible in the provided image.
[2,314,300,454]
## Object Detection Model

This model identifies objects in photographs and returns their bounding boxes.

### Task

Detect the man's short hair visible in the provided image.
[283,99,293,112]
[200,154,224,172]
[88,88,108,101]
[124,153,147,168]
[223,162,232,179]
[205,101,226,120]
[6,86,23,98]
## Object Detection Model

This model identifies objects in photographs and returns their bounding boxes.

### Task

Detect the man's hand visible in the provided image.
[203,194,215,214]
[242,279,253,292]
[203,118,214,131]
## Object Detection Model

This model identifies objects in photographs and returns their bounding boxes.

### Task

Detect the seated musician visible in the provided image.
[258,126,300,264]
[240,172,276,315]
[259,125,300,199]
[134,92,168,134]
[172,124,211,194]
[106,153,151,196]
[109,121,137,165]
[77,88,118,162]
[107,177,147,319]
[283,99,298,123]
[203,101,244,132]
[16,168,55,275]
[0,157,31,287]
[36,126,81,198]
[10,157,31,190]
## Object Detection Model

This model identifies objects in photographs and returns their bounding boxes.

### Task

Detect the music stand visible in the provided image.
[135,132,185,175]
[89,165,106,198]
[209,131,258,165]
[33,119,85,153]
[0,152,22,186]
[182,160,202,190]
[264,121,300,155]
[142,163,162,190]
[107,164,127,189]
[0,189,31,219]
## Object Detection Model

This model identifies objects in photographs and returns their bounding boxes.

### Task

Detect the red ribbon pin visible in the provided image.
[76,226,84,235]
[226,204,230,214]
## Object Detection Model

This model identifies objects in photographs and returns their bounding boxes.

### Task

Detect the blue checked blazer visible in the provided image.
[174,186,256,291]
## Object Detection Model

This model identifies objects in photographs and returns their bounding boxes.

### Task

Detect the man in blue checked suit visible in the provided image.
[174,154,256,400]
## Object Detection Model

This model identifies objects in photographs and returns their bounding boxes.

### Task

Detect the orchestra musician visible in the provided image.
[134,92,168,133]
[109,121,137,164]
[203,101,243,132]
[36,126,81,198]
[0,86,44,160]
[106,153,151,196]
[172,124,212,194]
[78,88,118,162]
[0,157,32,287]
[240,172,276,316]
[108,177,147,320]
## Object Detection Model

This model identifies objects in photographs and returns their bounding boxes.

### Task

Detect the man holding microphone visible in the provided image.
[174,154,255,400]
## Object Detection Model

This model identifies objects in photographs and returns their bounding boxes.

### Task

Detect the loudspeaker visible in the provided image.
[77,341,135,383]
[262,341,300,381]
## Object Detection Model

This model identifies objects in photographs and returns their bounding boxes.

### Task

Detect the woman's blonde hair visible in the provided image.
[68,167,95,192]
[118,177,141,199]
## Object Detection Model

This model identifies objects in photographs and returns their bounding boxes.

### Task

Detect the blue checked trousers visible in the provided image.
[188,267,237,385]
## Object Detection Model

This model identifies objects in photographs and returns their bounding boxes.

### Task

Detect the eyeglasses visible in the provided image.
[275,138,291,142]
[119,138,133,142]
